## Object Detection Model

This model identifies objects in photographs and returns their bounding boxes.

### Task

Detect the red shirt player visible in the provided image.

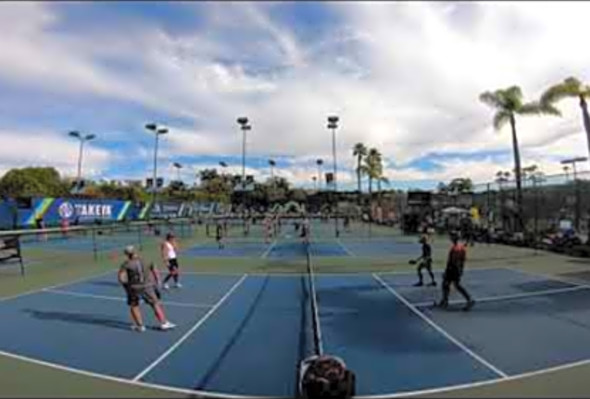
[436,232,475,311]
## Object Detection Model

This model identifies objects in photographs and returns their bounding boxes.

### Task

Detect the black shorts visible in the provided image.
[167,258,179,271]
[126,286,158,307]
[443,268,462,283]
[418,258,433,270]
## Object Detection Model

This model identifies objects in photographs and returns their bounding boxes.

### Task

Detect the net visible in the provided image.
[0,218,196,275]
[305,239,324,357]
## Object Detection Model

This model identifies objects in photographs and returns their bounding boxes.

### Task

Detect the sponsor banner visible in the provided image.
[20,198,136,227]
[150,202,182,218]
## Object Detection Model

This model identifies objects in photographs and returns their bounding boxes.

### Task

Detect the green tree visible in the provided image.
[361,148,383,200]
[541,77,590,168]
[479,86,559,231]
[447,177,473,194]
[352,143,368,199]
[0,167,69,198]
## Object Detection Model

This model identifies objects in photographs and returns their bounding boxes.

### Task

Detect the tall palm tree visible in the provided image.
[541,77,590,168]
[362,148,382,201]
[479,86,559,231]
[352,143,368,199]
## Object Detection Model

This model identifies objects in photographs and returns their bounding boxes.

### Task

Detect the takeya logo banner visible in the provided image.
[58,201,113,219]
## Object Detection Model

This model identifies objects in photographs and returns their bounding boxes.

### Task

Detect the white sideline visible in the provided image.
[132,274,248,381]
[42,288,214,309]
[260,239,278,259]
[0,269,116,303]
[337,239,356,257]
[373,273,508,379]
[411,284,590,308]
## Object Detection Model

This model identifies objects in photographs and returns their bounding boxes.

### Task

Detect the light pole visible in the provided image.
[237,117,251,229]
[316,159,324,191]
[563,165,570,182]
[68,131,96,189]
[312,176,317,190]
[268,159,276,181]
[145,123,169,208]
[561,156,588,231]
[173,162,183,183]
[237,117,251,191]
[327,115,339,237]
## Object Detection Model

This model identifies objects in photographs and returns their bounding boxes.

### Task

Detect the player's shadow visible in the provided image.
[23,309,130,330]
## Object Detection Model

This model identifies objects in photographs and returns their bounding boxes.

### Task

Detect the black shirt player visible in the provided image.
[411,236,436,287]
[216,223,225,249]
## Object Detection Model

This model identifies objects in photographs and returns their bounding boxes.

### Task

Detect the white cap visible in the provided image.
[124,245,135,255]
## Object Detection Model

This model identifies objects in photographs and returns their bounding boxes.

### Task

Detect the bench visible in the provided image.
[0,235,25,276]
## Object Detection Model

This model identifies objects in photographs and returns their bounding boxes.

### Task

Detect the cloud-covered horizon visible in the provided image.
[1,1,589,190]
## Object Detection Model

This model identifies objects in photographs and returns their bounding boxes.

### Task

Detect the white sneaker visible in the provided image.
[174,283,182,289]
[159,321,176,331]
[132,325,146,332]
[163,283,170,290]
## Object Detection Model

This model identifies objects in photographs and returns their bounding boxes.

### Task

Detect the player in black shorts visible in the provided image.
[436,232,475,311]
[216,222,225,249]
[118,245,175,332]
[411,235,436,287]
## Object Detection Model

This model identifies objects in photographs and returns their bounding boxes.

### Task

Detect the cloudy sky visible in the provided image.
[1,1,589,191]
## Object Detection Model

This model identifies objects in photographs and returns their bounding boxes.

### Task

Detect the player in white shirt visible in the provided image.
[161,232,182,289]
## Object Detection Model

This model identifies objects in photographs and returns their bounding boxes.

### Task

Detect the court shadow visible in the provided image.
[90,281,119,288]
[22,309,130,331]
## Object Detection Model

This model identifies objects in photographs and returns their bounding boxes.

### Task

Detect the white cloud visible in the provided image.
[2,2,590,188]
[0,129,112,178]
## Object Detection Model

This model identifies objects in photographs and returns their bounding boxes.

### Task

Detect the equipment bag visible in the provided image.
[299,355,355,399]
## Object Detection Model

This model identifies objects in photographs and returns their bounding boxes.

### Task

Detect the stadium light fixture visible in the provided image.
[145,123,170,207]
[327,116,340,237]
[68,130,96,190]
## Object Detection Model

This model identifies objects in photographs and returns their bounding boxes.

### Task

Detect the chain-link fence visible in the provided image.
[472,171,590,237]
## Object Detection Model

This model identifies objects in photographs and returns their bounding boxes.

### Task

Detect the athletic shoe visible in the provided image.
[463,299,475,311]
[413,282,423,287]
[174,283,182,289]
[428,281,437,287]
[435,300,448,309]
[163,283,170,290]
[159,321,176,331]
[131,325,146,332]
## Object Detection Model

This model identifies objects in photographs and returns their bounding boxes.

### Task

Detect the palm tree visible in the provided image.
[362,148,382,201]
[352,143,368,200]
[541,77,590,168]
[479,86,559,232]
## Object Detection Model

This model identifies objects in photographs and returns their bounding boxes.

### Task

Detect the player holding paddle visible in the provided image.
[409,235,436,287]
[118,245,175,332]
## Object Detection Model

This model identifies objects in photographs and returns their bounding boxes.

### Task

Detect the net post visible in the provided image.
[91,227,98,262]
[137,223,143,251]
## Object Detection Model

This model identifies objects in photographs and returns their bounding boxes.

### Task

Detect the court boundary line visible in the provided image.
[411,284,590,308]
[355,356,590,398]
[132,274,248,381]
[0,349,283,399]
[3,347,590,399]
[504,267,590,289]
[260,239,278,259]
[336,239,356,257]
[0,269,116,304]
[373,273,508,378]
[42,289,215,309]
[3,273,590,397]
[179,266,507,277]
